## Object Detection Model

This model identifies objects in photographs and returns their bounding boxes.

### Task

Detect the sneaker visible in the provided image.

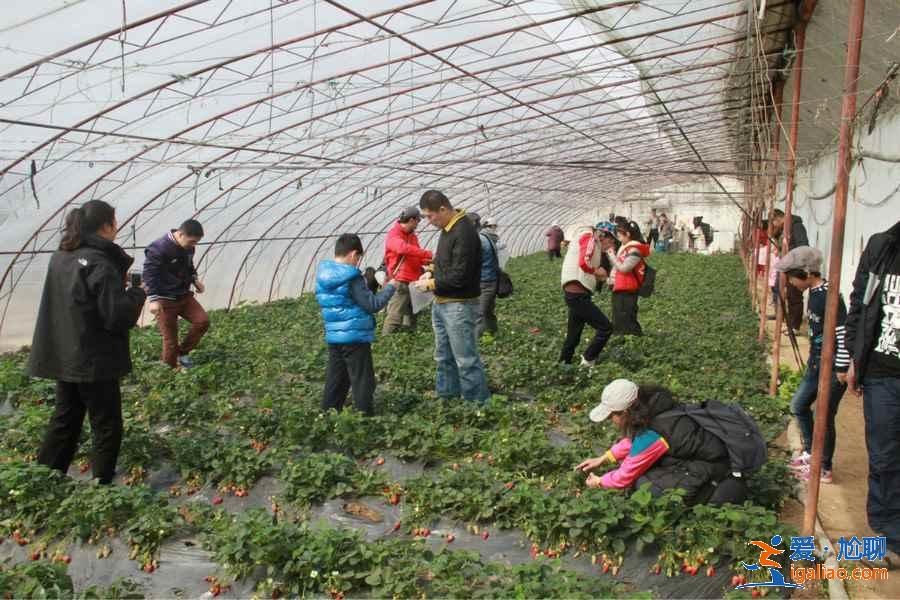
[579,356,595,368]
[177,354,194,369]
[793,466,832,484]
[789,452,811,469]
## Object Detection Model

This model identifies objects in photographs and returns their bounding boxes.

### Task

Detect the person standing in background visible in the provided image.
[545,224,565,260]
[382,206,433,334]
[143,220,209,369]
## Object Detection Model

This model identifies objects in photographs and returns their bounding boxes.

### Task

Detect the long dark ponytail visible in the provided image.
[60,200,116,251]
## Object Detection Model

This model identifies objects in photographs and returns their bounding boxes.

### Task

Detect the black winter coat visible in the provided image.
[26,235,146,383]
[433,212,482,300]
[779,215,809,250]
[845,220,900,381]
[637,390,731,504]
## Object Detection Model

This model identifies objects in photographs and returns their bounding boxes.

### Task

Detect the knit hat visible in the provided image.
[589,379,639,423]
[776,246,823,273]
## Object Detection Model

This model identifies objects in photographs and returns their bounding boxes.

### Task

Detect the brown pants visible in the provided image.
[157,294,210,367]
[383,282,417,334]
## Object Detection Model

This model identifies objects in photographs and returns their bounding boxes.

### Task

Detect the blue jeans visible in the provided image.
[432,301,490,403]
[863,377,900,553]
[790,359,846,471]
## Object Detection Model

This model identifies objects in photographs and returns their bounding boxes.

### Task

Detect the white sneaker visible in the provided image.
[579,356,595,368]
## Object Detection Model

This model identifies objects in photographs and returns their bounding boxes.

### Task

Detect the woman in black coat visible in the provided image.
[27,200,146,484]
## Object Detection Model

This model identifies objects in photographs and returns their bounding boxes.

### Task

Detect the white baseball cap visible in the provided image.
[589,379,639,423]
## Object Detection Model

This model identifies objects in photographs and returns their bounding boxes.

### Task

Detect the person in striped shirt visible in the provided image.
[777,246,850,484]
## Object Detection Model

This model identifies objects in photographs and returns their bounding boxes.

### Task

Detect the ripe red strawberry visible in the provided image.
[653,564,661,575]
[374,457,385,466]
[481,531,490,541]
[212,496,223,505]
[389,494,401,505]
[688,566,698,576]
[143,563,155,573]
[751,591,761,598]
[61,555,71,564]
[504,482,514,490]
[707,566,715,577]
[446,534,455,543]
[731,575,740,587]
[601,563,610,574]
[421,528,430,537]
[30,551,41,561]
[392,522,401,532]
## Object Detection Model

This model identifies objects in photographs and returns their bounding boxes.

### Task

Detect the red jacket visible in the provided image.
[613,241,651,293]
[384,221,432,283]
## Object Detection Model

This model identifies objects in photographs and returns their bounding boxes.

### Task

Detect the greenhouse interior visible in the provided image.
[1,0,899,598]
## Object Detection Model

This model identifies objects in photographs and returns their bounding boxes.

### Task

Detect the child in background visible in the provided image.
[777,246,849,483]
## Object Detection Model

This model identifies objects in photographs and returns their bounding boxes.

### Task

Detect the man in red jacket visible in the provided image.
[383,206,433,334]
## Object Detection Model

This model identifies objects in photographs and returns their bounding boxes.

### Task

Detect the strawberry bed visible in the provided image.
[0,252,793,598]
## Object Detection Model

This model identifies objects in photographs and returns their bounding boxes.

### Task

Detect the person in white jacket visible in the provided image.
[559,222,616,367]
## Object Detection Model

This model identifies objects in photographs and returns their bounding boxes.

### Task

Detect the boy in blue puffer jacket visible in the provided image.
[316,234,396,416]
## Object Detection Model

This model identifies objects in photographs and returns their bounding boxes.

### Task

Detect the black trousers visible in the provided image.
[560,292,613,363]
[547,248,561,260]
[323,343,376,416]
[648,228,659,246]
[612,291,643,336]
[38,380,123,484]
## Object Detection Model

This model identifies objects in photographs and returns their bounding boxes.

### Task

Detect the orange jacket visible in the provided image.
[613,241,651,293]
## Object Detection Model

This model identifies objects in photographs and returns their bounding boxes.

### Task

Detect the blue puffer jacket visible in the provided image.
[316,260,375,344]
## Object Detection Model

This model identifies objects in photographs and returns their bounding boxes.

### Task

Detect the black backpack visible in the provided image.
[680,400,767,475]
[638,262,656,298]
[700,222,714,246]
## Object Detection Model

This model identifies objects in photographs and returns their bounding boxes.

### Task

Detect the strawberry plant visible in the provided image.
[0,252,797,596]
[280,452,386,506]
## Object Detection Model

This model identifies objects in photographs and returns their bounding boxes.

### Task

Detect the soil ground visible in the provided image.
[756,282,899,600]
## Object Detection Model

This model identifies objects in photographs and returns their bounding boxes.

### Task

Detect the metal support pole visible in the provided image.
[758,82,785,340]
[802,0,865,537]
[769,5,814,394]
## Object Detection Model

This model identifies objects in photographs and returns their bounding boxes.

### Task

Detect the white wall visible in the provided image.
[775,106,900,300]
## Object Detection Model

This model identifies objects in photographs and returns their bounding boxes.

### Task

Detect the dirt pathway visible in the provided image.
[761,294,899,599]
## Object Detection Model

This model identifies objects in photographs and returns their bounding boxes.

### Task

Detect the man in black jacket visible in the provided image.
[772,209,810,331]
[143,220,209,369]
[845,220,900,565]
[413,190,489,403]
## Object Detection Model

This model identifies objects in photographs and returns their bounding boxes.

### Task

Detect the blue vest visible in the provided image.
[315,260,375,344]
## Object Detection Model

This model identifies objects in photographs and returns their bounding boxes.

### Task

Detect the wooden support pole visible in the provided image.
[802,0,865,537]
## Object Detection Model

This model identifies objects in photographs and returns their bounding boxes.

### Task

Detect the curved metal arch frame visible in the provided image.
[0,1,784,337]
[0,1,752,300]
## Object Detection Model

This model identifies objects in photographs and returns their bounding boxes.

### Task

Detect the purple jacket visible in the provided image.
[142,231,197,301]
